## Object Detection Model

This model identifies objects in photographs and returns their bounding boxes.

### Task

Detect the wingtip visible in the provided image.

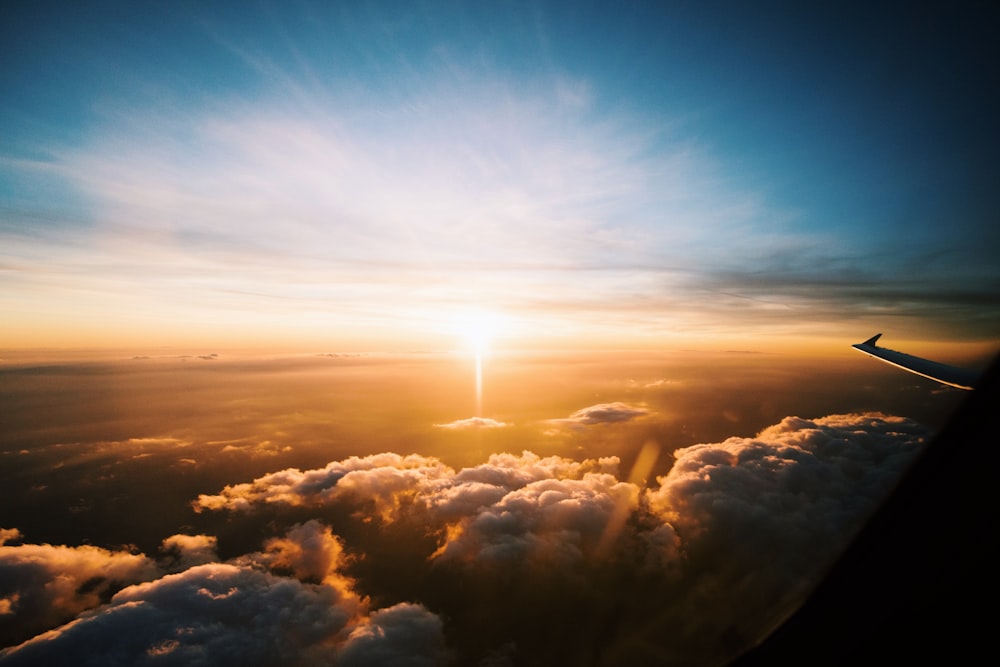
[860,333,883,347]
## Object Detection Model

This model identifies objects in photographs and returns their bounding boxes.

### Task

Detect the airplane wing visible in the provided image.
[852,333,978,390]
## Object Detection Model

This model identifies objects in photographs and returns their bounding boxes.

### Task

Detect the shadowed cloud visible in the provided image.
[1,522,447,666]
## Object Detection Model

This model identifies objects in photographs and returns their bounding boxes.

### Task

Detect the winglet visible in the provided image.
[860,333,882,347]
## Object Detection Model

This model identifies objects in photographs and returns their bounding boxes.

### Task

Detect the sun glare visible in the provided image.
[449,309,507,417]
[452,309,504,355]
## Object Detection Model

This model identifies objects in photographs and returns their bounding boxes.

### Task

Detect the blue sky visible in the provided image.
[2,1,998,351]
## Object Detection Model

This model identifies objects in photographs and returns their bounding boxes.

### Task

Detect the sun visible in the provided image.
[451,309,503,355]
[449,309,506,417]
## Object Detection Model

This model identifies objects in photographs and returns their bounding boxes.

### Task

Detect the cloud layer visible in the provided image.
[2,412,928,666]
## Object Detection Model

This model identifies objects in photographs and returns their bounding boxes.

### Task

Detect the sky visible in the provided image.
[2,2,999,666]
[2,0,998,353]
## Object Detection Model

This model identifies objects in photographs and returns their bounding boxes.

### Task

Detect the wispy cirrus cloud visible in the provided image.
[2,65,792,347]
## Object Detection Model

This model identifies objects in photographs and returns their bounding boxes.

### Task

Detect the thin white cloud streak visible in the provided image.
[433,417,511,430]
[547,401,650,428]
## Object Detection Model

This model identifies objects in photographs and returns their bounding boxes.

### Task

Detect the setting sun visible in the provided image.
[449,308,508,417]
[451,309,506,355]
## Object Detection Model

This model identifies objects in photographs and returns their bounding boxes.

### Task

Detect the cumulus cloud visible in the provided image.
[433,417,511,430]
[193,453,453,515]
[0,526,447,666]
[0,540,160,647]
[247,520,356,593]
[195,451,622,525]
[2,564,353,666]
[189,412,926,666]
[430,471,665,568]
[548,401,650,428]
[337,603,449,667]
[4,413,929,666]
[158,534,218,571]
[642,412,929,660]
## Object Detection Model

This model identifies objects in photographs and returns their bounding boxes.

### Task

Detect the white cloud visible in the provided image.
[247,520,356,592]
[159,534,218,571]
[430,472,658,567]
[642,412,929,658]
[337,603,448,667]
[548,401,650,427]
[193,453,451,513]
[434,417,511,430]
[0,69,792,345]
[0,530,22,547]
[0,541,159,647]
[4,413,929,666]
[1,564,353,666]
[1,528,444,666]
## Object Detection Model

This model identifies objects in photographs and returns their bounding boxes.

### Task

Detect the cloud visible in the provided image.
[0,541,160,647]
[2,56,823,348]
[4,413,928,666]
[642,413,929,658]
[194,450,622,524]
[548,401,650,428]
[188,412,926,665]
[0,523,447,666]
[158,534,218,571]
[337,603,448,667]
[429,472,663,569]
[0,531,21,548]
[219,440,294,457]
[434,417,511,430]
[246,520,355,592]
[1,564,352,666]
[193,453,452,514]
